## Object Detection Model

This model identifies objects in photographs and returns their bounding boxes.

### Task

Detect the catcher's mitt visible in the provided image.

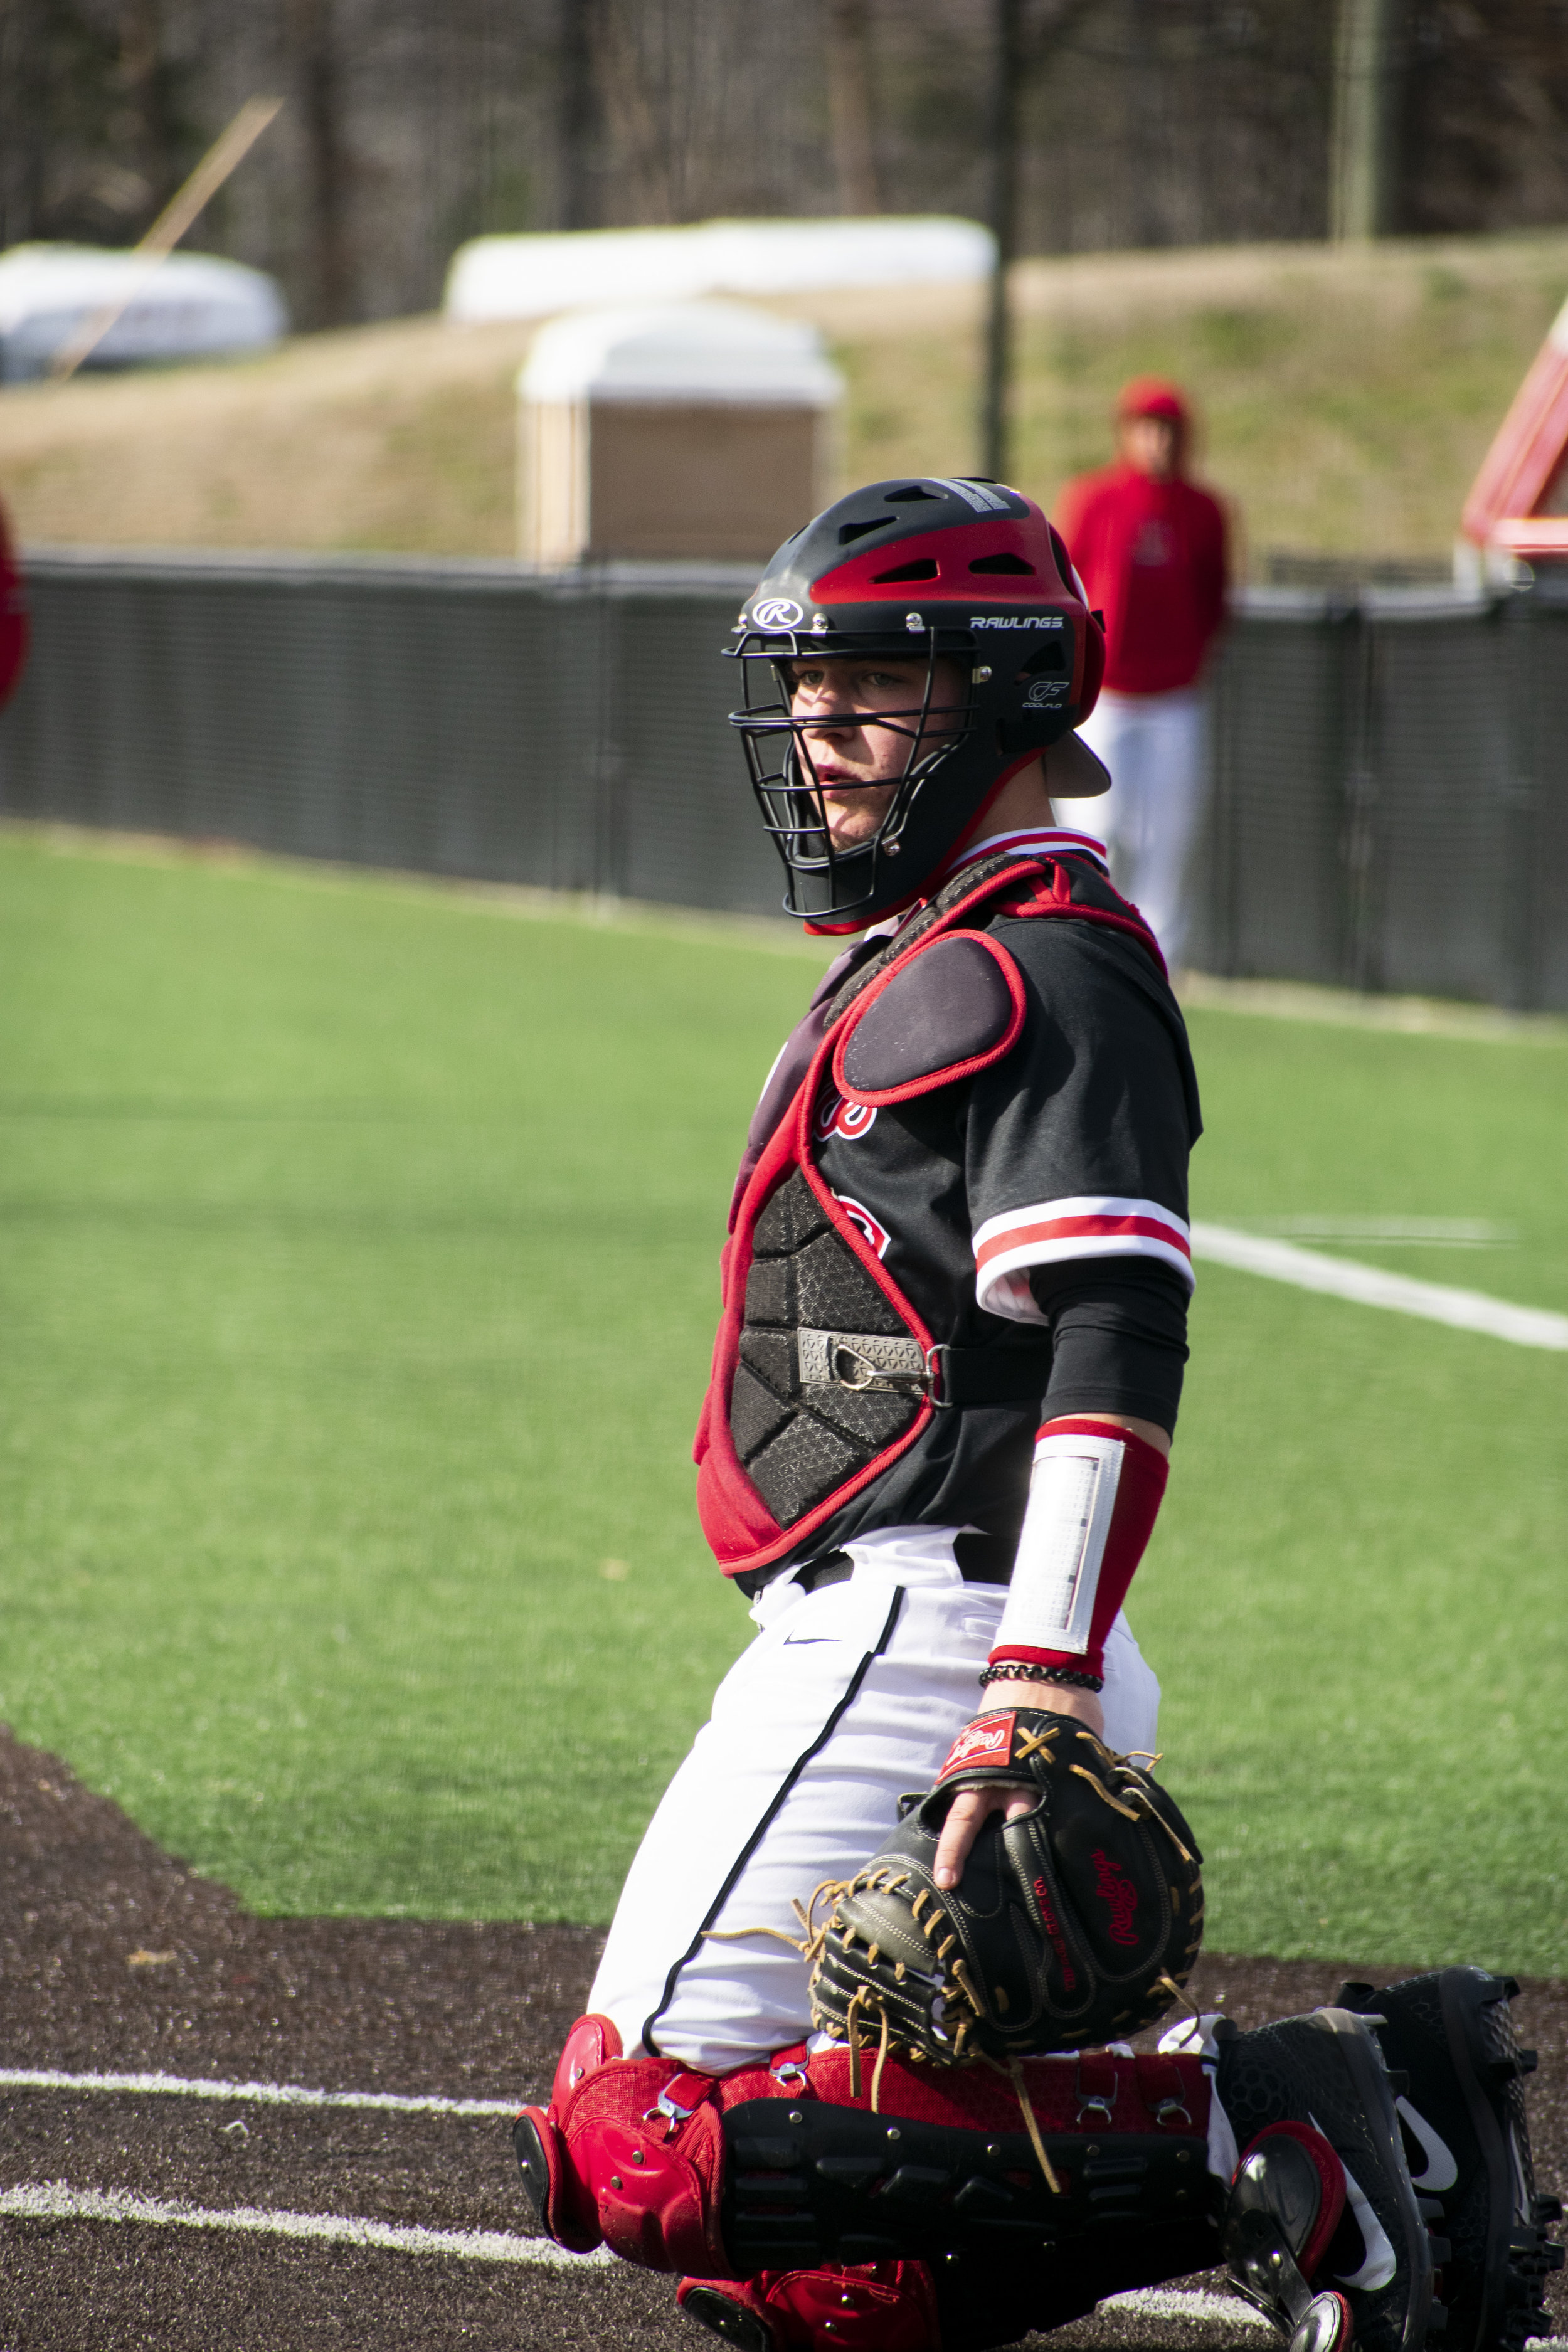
[808,1708,1204,2085]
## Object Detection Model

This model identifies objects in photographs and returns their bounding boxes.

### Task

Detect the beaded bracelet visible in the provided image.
[978,1660,1104,1694]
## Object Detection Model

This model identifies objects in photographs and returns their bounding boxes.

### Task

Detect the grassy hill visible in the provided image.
[0,230,1564,569]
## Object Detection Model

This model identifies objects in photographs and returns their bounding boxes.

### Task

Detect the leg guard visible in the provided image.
[1216,2006,1436,2352]
[719,2045,1214,2278]
[1225,2121,1356,2352]
[515,2020,738,2274]
[678,2262,940,2352]
[521,2015,1216,2340]
[1338,1968,1564,2352]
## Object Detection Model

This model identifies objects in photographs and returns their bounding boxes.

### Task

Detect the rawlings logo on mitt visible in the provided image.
[806,1710,1204,2098]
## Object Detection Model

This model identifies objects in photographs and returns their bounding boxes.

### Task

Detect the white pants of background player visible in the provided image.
[1053,686,1210,970]
[588,1525,1161,2075]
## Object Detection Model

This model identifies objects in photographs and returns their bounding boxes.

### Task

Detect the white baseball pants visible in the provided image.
[587,1526,1161,2074]
[1053,686,1210,969]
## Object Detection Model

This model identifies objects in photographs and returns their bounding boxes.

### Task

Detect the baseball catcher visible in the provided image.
[512,477,1561,2351]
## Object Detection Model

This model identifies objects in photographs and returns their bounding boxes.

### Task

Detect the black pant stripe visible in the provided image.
[640,1584,906,2060]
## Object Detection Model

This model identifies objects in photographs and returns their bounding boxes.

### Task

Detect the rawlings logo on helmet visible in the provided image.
[751,596,803,628]
[970,614,1065,630]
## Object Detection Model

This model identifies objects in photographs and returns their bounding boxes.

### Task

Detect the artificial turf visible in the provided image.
[0,828,1563,1971]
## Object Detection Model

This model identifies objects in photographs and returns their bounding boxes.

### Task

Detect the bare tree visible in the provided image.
[558,0,604,228]
[825,0,881,213]
[1330,0,1404,237]
[285,0,350,323]
[8,0,1566,333]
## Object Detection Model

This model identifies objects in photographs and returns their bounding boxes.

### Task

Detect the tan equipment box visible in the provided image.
[517,300,841,567]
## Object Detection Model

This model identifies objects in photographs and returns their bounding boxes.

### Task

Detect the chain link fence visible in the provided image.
[2,548,1564,1009]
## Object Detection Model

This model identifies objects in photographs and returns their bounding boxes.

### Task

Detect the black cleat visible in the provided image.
[1338,1968,1565,2352]
[1217,2006,1435,2352]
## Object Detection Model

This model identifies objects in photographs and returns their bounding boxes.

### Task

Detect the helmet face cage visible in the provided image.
[723,479,1103,928]
[732,624,981,924]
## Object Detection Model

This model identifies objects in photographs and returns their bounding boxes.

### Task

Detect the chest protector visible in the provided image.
[693,850,1164,1579]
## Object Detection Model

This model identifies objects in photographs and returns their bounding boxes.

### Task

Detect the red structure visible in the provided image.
[1461,292,1568,561]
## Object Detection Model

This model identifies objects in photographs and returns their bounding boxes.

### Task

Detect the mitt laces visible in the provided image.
[706,1868,985,2105]
[706,1868,1064,2191]
[1072,1756,1198,1867]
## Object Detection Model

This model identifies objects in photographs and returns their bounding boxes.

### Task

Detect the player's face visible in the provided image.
[785,654,967,849]
[1120,415,1180,480]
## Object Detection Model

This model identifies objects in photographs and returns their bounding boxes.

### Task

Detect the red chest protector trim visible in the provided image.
[693,853,1162,1579]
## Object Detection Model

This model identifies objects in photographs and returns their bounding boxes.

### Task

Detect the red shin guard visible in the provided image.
[678,2263,941,2352]
[1247,2122,1350,2280]
[519,2015,1212,2287]
[1225,2120,1355,2352]
[516,2020,736,2274]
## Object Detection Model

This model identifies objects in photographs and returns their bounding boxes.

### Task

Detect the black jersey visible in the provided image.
[694,840,1202,1581]
[802,886,1197,1555]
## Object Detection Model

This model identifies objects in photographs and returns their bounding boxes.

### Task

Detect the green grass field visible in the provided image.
[1,829,1564,1971]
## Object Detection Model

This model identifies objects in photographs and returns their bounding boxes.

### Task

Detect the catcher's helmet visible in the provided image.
[726,476,1106,929]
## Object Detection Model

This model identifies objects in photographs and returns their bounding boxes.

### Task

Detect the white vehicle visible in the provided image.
[446,215,993,324]
[0,243,288,383]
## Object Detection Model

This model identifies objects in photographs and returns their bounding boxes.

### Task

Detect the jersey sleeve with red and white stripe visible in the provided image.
[975,1195,1192,1318]
[961,913,1200,1327]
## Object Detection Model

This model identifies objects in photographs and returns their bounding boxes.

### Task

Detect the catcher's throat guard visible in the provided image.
[808,1708,1204,2067]
[728,477,1106,930]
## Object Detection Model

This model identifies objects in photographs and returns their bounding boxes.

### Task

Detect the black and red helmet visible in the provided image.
[726,476,1106,929]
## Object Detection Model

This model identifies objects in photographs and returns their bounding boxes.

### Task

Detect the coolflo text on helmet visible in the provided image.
[727,475,1106,928]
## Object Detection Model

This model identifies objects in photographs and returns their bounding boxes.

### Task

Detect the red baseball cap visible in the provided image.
[1115,375,1189,426]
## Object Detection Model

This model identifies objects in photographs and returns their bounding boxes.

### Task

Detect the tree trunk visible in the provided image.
[1330,0,1402,238]
[287,0,351,325]
[825,0,879,216]
[559,0,603,228]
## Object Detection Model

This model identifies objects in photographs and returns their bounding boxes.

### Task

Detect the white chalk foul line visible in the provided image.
[1191,1225,1568,1351]
[1096,2299,1568,2349]
[1099,2289,1271,2328]
[0,2065,516,2117]
[0,2179,611,2266]
[0,2186,1559,2339]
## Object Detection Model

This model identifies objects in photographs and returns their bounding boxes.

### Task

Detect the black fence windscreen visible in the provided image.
[1189,577,1567,1010]
[3,549,1564,1010]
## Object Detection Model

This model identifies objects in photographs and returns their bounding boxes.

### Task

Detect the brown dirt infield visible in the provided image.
[2,1726,1563,2352]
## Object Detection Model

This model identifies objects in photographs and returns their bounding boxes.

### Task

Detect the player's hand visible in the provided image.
[932,1678,1106,1890]
[933,1781,1036,1888]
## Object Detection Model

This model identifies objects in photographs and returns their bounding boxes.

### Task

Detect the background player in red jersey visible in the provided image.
[1050,377,1230,970]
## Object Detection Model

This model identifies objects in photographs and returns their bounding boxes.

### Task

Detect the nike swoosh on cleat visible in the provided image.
[1396,2097,1460,2195]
